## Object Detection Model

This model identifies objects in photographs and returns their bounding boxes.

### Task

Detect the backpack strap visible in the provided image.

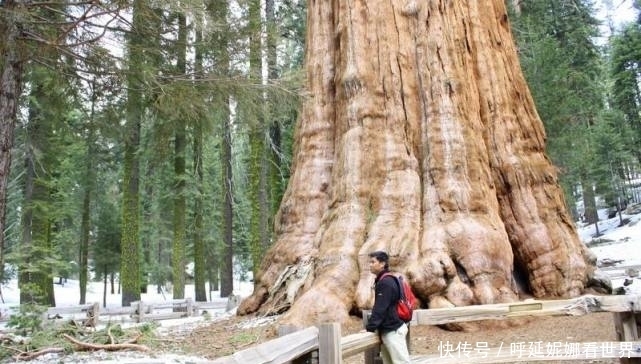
[379,272,404,301]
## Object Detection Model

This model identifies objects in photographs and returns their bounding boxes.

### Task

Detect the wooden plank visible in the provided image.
[414,295,641,326]
[614,312,640,341]
[88,302,100,327]
[277,325,312,364]
[47,304,94,316]
[362,310,383,364]
[319,323,341,364]
[341,332,379,358]
[211,326,319,364]
[194,302,227,310]
[142,312,188,321]
[100,307,137,315]
[137,301,145,323]
[411,341,641,363]
[614,312,641,364]
[599,264,641,272]
[149,302,191,310]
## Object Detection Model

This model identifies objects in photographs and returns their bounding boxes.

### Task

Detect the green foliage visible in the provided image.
[1,0,306,300]
[610,22,641,160]
[0,322,156,361]
[92,201,122,280]
[511,0,639,216]
[6,303,47,335]
[230,331,258,346]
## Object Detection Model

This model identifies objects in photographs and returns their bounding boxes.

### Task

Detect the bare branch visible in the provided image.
[62,334,150,352]
[63,14,118,47]
[13,347,65,361]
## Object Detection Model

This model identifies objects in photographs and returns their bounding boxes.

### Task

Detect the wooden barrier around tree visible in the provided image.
[211,294,641,364]
[26,297,235,327]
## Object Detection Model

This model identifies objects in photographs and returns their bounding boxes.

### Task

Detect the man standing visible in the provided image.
[365,251,411,364]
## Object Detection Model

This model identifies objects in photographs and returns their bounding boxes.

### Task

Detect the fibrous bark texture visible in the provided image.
[238,0,596,328]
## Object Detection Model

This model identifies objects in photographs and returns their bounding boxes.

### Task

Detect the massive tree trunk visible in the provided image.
[120,0,147,307]
[238,0,596,327]
[0,0,24,292]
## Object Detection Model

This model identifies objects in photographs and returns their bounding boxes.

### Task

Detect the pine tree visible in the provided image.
[511,0,610,225]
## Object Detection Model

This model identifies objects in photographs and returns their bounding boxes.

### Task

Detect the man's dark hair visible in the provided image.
[369,251,390,270]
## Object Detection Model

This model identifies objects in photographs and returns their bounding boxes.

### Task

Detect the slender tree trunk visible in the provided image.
[193,18,207,302]
[239,0,595,328]
[582,175,600,235]
[220,102,233,298]
[79,88,96,305]
[20,77,55,306]
[103,268,107,308]
[19,140,36,304]
[247,0,270,277]
[265,0,282,243]
[208,267,219,294]
[79,180,90,304]
[171,12,188,301]
[210,0,234,298]
[192,123,206,301]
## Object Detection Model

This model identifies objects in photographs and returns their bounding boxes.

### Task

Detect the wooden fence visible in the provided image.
[212,294,641,364]
[35,297,235,327]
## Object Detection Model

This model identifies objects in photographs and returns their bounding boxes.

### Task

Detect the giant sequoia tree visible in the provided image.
[238,0,596,327]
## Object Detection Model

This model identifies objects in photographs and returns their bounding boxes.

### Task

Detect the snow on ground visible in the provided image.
[1,213,640,362]
[0,279,255,363]
[577,213,641,295]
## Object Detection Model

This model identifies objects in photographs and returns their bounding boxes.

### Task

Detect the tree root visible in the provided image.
[62,333,150,352]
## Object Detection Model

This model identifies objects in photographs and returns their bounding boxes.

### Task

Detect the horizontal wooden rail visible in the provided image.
[413,294,641,325]
[411,341,641,363]
[210,326,319,363]
[23,297,234,326]
[47,304,95,316]
[341,331,379,358]
[184,295,641,364]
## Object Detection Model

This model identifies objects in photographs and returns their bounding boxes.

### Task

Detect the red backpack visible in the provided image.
[380,273,418,322]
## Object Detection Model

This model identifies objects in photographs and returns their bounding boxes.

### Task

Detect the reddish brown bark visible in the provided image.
[238,0,596,328]
[0,1,25,288]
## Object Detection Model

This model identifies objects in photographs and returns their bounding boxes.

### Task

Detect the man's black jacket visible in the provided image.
[365,269,404,333]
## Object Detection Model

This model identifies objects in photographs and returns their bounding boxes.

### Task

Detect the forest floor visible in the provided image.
[161,310,621,364]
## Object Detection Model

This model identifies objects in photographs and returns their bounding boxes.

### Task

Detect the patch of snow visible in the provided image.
[0,279,255,363]
[578,213,641,295]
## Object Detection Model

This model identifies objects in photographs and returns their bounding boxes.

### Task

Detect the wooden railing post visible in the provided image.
[362,310,382,364]
[319,323,341,364]
[89,302,100,327]
[185,297,193,317]
[137,301,145,323]
[614,311,641,364]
